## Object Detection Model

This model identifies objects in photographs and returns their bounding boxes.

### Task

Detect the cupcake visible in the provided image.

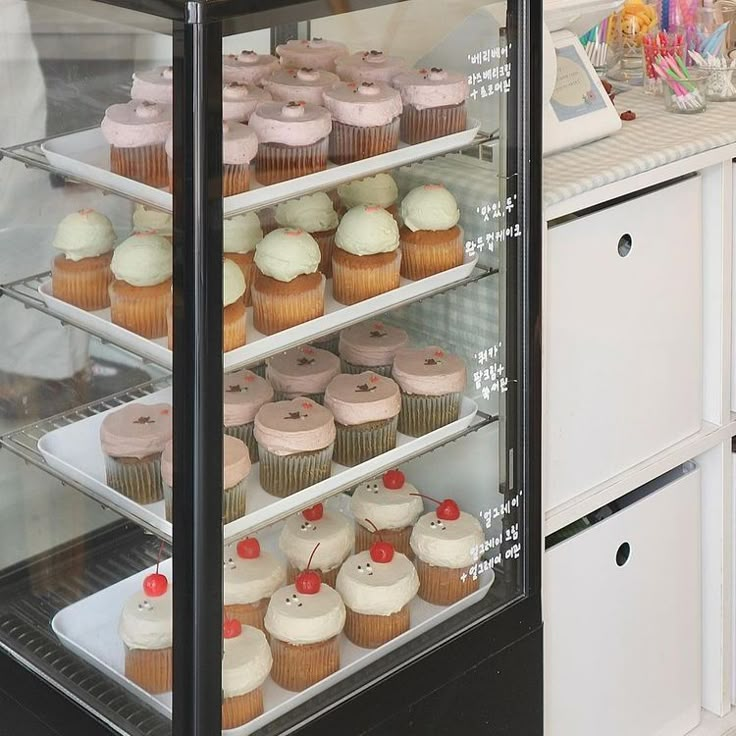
[223,369,274,461]
[335,50,408,84]
[223,259,247,351]
[223,211,262,306]
[224,536,286,631]
[350,468,423,559]
[101,100,171,188]
[119,568,172,693]
[309,332,340,356]
[109,232,172,338]
[399,184,464,279]
[51,209,115,311]
[100,402,172,504]
[323,82,402,164]
[223,51,280,86]
[130,66,173,104]
[161,434,251,524]
[392,346,466,436]
[265,561,346,691]
[276,38,349,73]
[266,345,340,403]
[336,542,419,648]
[331,205,401,305]
[393,67,468,143]
[132,204,172,240]
[264,67,340,106]
[324,371,400,466]
[248,101,331,185]
[251,228,325,335]
[221,620,272,728]
[279,503,354,587]
[274,192,339,276]
[254,398,335,497]
[410,497,484,605]
[337,173,399,218]
[339,321,408,376]
[222,81,271,122]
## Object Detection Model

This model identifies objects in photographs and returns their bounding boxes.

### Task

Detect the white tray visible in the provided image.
[37,253,479,371]
[37,387,479,543]
[52,500,494,735]
[40,121,482,215]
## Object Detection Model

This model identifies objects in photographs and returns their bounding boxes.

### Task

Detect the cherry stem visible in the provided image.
[364,518,383,541]
[306,542,321,571]
[155,540,165,575]
[409,492,443,506]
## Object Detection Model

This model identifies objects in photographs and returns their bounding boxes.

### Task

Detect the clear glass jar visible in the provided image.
[662,68,709,113]
[703,63,736,101]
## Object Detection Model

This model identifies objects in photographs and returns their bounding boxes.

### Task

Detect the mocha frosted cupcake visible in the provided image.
[101,100,171,187]
[337,173,399,219]
[222,82,272,123]
[223,51,280,86]
[249,101,331,184]
[224,369,274,461]
[131,66,173,104]
[323,82,402,164]
[274,192,339,276]
[335,50,407,84]
[264,67,340,106]
[339,321,408,376]
[132,204,172,240]
[276,38,349,73]
[100,402,172,504]
[324,372,401,466]
[254,398,335,497]
[266,345,340,404]
[393,67,468,143]
[223,211,262,306]
[51,209,116,311]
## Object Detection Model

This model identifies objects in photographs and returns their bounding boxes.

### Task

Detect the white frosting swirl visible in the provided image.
[265,583,345,644]
[254,227,321,282]
[222,626,272,697]
[275,192,339,233]
[119,587,172,649]
[223,258,246,306]
[223,546,286,604]
[337,174,398,210]
[279,510,354,572]
[52,210,116,261]
[409,510,484,568]
[400,184,460,232]
[335,206,399,256]
[133,204,172,238]
[351,476,424,530]
[223,212,263,254]
[111,233,172,287]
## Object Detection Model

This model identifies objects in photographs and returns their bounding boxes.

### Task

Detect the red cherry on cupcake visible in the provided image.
[295,542,322,594]
[364,518,395,563]
[302,503,324,522]
[236,537,260,559]
[382,469,405,490]
[143,572,168,597]
[410,493,461,521]
[223,618,242,639]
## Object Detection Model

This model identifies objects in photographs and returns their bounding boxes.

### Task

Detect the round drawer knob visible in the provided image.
[616,541,631,567]
[617,234,633,257]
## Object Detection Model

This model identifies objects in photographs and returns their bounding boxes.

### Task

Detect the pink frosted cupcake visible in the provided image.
[266,345,340,404]
[131,66,173,104]
[264,67,340,106]
[101,100,171,188]
[224,369,274,461]
[324,371,401,466]
[393,67,468,143]
[276,38,349,73]
[323,82,402,164]
[339,321,408,376]
[222,82,272,122]
[223,51,279,86]
[336,50,408,84]
[248,101,331,184]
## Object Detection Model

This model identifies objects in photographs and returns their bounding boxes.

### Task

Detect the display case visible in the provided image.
[0,0,541,733]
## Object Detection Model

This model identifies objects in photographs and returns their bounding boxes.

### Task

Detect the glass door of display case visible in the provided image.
[0,0,540,733]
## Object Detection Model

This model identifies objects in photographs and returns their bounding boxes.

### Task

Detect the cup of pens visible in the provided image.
[661,66,709,112]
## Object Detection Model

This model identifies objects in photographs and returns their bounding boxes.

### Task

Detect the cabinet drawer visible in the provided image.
[545,177,703,510]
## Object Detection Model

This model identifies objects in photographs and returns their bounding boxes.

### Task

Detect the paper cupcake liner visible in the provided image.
[224,598,269,633]
[222,687,264,729]
[258,443,334,497]
[224,251,256,307]
[415,557,479,605]
[250,363,267,378]
[344,604,410,648]
[110,144,168,188]
[286,563,341,589]
[224,300,247,352]
[310,333,340,355]
[397,391,462,437]
[124,645,172,694]
[223,164,251,196]
[224,421,258,463]
[254,137,329,185]
[269,635,340,691]
[340,359,392,377]
[105,454,164,504]
[331,249,401,305]
[164,477,247,523]
[354,523,414,560]
[333,416,398,467]
[109,279,171,339]
[272,390,325,405]
[51,253,112,311]
[400,102,467,144]
[258,207,278,234]
[329,117,400,164]
[251,273,325,335]
[399,227,465,280]
[312,229,336,277]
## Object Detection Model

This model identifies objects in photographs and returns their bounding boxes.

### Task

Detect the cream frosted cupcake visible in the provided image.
[332,205,401,305]
[223,211,262,306]
[223,50,280,86]
[276,38,349,73]
[336,544,419,648]
[410,497,484,605]
[323,82,402,164]
[251,228,325,335]
[224,537,286,631]
[221,620,272,728]
[249,101,331,185]
[338,321,408,376]
[351,469,424,559]
[254,398,335,497]
[266,345,340,404]
[222,81,272,122]
[279,503,354,587]
[324,371,401,466]
[132,204,172,240]
[392,346,466,436]
[393,67,468,143]
[337,173,399,219]
[131,66,173,104]
[265,67,340,106]
[109,232,172,338]
[51,209,116,311]
[223,369,274,461]
[335,50,408,84]
[274,192,339,276]
[399,184,464,279]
